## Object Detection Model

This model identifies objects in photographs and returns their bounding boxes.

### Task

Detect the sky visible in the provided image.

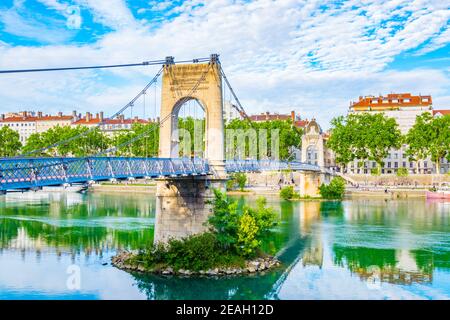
[0,0,449,128]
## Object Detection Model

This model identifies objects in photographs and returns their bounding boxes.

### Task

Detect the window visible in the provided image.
[387,162,391,168]
[402,162,406,168]
[403,99,410,103]
[424,161,427,168]
[410,162,413,168]
[394,162,398,168]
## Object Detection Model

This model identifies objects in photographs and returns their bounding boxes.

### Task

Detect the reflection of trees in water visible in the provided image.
[333,245,436,285]
[0,193,155,254]
[344,199,450,233]
[133,272,283,300]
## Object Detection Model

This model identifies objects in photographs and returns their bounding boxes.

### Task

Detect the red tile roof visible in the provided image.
[433,109,450,116]
[350,93,432,111]
[72,118,149,125]
[0,116,38,122]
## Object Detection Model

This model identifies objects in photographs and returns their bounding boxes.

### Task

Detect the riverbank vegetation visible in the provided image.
[113,189,279,274]
[280,186,300,200]
[319,177,346,199]
[226,172,248,191]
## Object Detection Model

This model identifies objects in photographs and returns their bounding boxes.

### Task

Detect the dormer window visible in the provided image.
[403,98,410,103]
[392,99,398,103]
[422,98,429,102]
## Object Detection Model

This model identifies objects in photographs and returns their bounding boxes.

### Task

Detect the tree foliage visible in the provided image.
[22,125,110,157]
[319,177,346,199]
[207,189,277,257]
[225,119,302,160]
[0,126,22,157]
[113,122,159,157]
[279,186,300,200]
[327,113,402,171]
[405,113,450,174]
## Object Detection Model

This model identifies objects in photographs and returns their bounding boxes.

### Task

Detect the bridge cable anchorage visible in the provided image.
[0,58,211,74]
[19,67,164,158]
[96,64,212,156]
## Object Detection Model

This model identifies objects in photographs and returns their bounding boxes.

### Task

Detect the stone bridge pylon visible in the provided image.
[154,55,227,243]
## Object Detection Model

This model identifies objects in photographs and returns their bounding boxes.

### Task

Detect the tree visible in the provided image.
[113,122,159,157]
[207,189,277,257]
[326,116,358,171]
[23,125,111,157]
[428,115,450,174]
[0,126,22,157]
[319,177,346,199]
[225,119,302,160]
[327,113,402,172]
[405,113,433,173]
[405,113,450,174]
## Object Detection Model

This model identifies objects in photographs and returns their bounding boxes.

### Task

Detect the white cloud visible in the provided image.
[74,0,139,30]
[0,5,75,43]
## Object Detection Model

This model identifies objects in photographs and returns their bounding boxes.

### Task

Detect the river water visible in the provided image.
[0,192,449,300]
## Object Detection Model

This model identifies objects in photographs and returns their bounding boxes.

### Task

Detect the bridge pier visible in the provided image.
[299,172,326,198]
[154,176,226,244]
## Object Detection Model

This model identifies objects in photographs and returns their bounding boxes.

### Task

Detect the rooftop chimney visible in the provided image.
[1,114,4,120]
[99,111,104,122]
[291,111,295,122]
[96,113,99,119]
[58,112,63,117]
[86,112,91,122]
[72,110,77,121]
[38,111,43,118]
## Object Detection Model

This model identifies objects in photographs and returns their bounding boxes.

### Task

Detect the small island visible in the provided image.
[112,189,281,276]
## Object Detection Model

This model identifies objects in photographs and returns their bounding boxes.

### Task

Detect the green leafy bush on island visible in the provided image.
[131,189,278,271]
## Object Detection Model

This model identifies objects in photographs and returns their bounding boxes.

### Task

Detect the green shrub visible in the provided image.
[226,173,247,191]
[319,177,346,199]
[279,186,300,200]
[397,167,408,177]
[207,189,277,257]
[226,179,235,190]
[234,173,247,191]
[134,232,245,271]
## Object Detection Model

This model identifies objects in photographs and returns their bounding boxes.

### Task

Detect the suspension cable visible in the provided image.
[0,57,211,74]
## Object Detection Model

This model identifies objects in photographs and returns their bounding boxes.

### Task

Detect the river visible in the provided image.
[0,191,449,299]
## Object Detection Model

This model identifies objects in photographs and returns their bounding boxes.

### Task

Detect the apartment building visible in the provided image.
[347,93,449,174]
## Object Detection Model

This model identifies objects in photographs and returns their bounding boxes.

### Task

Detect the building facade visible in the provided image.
[0,112,37,144]
[347,93,449,174]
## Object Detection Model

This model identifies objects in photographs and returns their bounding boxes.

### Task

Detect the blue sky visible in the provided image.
[0,0,449,127]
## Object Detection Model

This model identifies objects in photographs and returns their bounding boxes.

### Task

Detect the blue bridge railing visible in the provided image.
[0,157,321,192]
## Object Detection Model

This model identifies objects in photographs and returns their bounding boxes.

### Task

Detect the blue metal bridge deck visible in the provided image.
[0,157,320,192]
